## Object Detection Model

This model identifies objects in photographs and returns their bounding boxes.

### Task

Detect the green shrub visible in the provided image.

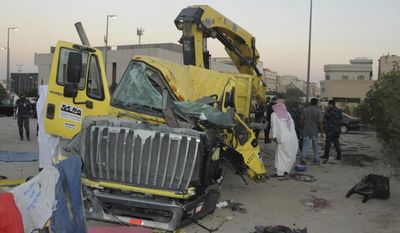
[365,70,400,162]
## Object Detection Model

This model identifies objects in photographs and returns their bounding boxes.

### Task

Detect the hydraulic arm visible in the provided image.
[174,5,265,104]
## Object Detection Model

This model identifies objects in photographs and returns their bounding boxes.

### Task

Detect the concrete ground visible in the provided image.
[1,116,399,233]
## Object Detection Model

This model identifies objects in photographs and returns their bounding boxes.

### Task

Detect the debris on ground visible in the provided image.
[346,174,390,203]
[302,196,331,210]
[216,200,247,213]
[254,225,307,233]
[289,173,317,182]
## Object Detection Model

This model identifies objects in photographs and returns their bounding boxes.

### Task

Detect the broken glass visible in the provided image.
[111,61,233,127]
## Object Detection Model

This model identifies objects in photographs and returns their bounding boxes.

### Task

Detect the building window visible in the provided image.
[342,74,349,80]
[325,75,330,80]
[321,88,325,93]
[358,75,365,80]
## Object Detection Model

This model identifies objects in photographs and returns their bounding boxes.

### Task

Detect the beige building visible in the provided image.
[321,58,374,103]
[378,54,400,79]
[310,82,319,97]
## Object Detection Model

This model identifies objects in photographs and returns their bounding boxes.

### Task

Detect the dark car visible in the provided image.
[321,112,361,134]
[0,98,14,116]
[340,113,361,133]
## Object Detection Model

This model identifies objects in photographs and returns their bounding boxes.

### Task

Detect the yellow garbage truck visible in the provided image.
[44,5,266,231]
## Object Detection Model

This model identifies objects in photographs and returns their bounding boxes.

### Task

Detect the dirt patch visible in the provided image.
[370,213,398,229]
[302,196,331,210]
[346,146,360,151]
[343,153,378,167]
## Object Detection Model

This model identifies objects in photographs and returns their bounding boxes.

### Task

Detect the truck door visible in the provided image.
[45,41,110,139]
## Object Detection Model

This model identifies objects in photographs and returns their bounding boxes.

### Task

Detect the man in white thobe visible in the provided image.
[270,102,298,177]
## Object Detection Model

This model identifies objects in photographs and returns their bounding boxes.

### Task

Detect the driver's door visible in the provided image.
[45,41,110,139]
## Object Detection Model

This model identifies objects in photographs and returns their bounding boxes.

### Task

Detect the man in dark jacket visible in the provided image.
[321,99,342,161]
[16,94,31,140]
[290,101,303,152]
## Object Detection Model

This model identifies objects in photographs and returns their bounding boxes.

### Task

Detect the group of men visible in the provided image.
[300,98,342,164]
[252,97,343,165]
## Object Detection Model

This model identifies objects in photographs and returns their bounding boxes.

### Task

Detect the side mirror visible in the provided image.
[63,51,82,98]
[64,83,78,98]
[66,52,83,84]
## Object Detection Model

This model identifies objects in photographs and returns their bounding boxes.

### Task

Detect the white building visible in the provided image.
[263,68,277,93]
[323,58,373,81]
[378,54,400,79]
[320,58,374,103]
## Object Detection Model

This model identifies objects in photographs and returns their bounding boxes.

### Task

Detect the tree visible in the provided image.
[364,70,400,161]
[283,87,305,109]
[0,84,6,101]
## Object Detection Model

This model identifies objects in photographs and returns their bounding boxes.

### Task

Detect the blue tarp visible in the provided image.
[0,151,39,162]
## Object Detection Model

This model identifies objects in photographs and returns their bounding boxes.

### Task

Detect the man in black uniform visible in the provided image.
[16,94,31,140]
[321,99,343,162]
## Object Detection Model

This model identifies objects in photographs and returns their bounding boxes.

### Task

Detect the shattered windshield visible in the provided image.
[111,61,164,115]
[111,61,234,127]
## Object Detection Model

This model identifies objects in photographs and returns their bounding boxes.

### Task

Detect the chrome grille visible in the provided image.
[82,125,202,191]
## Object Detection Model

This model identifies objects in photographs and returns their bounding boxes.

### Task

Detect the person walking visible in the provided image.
[321,99,342,162]
[16,94,31,141]
[269,102,298,177]
[300,98,323,165]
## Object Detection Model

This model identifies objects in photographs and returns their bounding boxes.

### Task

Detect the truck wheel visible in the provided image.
[341,125,348,134]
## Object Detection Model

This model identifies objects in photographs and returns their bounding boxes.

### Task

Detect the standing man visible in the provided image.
[16,94,31,141]
[321,99,342,162]
[269,102,298,177]
[289,101,303,152]
[253,102,266,139]
[300,98,323,165]
[265,97,278,143]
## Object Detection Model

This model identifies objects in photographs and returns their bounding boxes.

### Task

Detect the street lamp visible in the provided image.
[104,14,117,74]
[305,0,313,103]
[16,64,23,95]
[6,27,18,92]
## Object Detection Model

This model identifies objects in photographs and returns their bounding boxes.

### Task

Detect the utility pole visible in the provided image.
[137,28,144,45]
[16,64,23,95]
[6,27,18,92]
[104,15,117,73]
[306,0,313,103]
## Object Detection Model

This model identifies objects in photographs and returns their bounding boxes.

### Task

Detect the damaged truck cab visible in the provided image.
[44,5,266,231]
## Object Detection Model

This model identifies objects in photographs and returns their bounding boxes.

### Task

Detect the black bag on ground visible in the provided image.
[346,174,390,203]
[255,225,307,233]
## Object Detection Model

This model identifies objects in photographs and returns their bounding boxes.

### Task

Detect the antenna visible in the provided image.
[137,27,144,45]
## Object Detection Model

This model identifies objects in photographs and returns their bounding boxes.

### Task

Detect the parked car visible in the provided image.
[340,113,362,133]
[321,112,361,134]
[0,98,14,116]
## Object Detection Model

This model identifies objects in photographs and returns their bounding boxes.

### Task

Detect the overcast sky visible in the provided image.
[0,0,399,82]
